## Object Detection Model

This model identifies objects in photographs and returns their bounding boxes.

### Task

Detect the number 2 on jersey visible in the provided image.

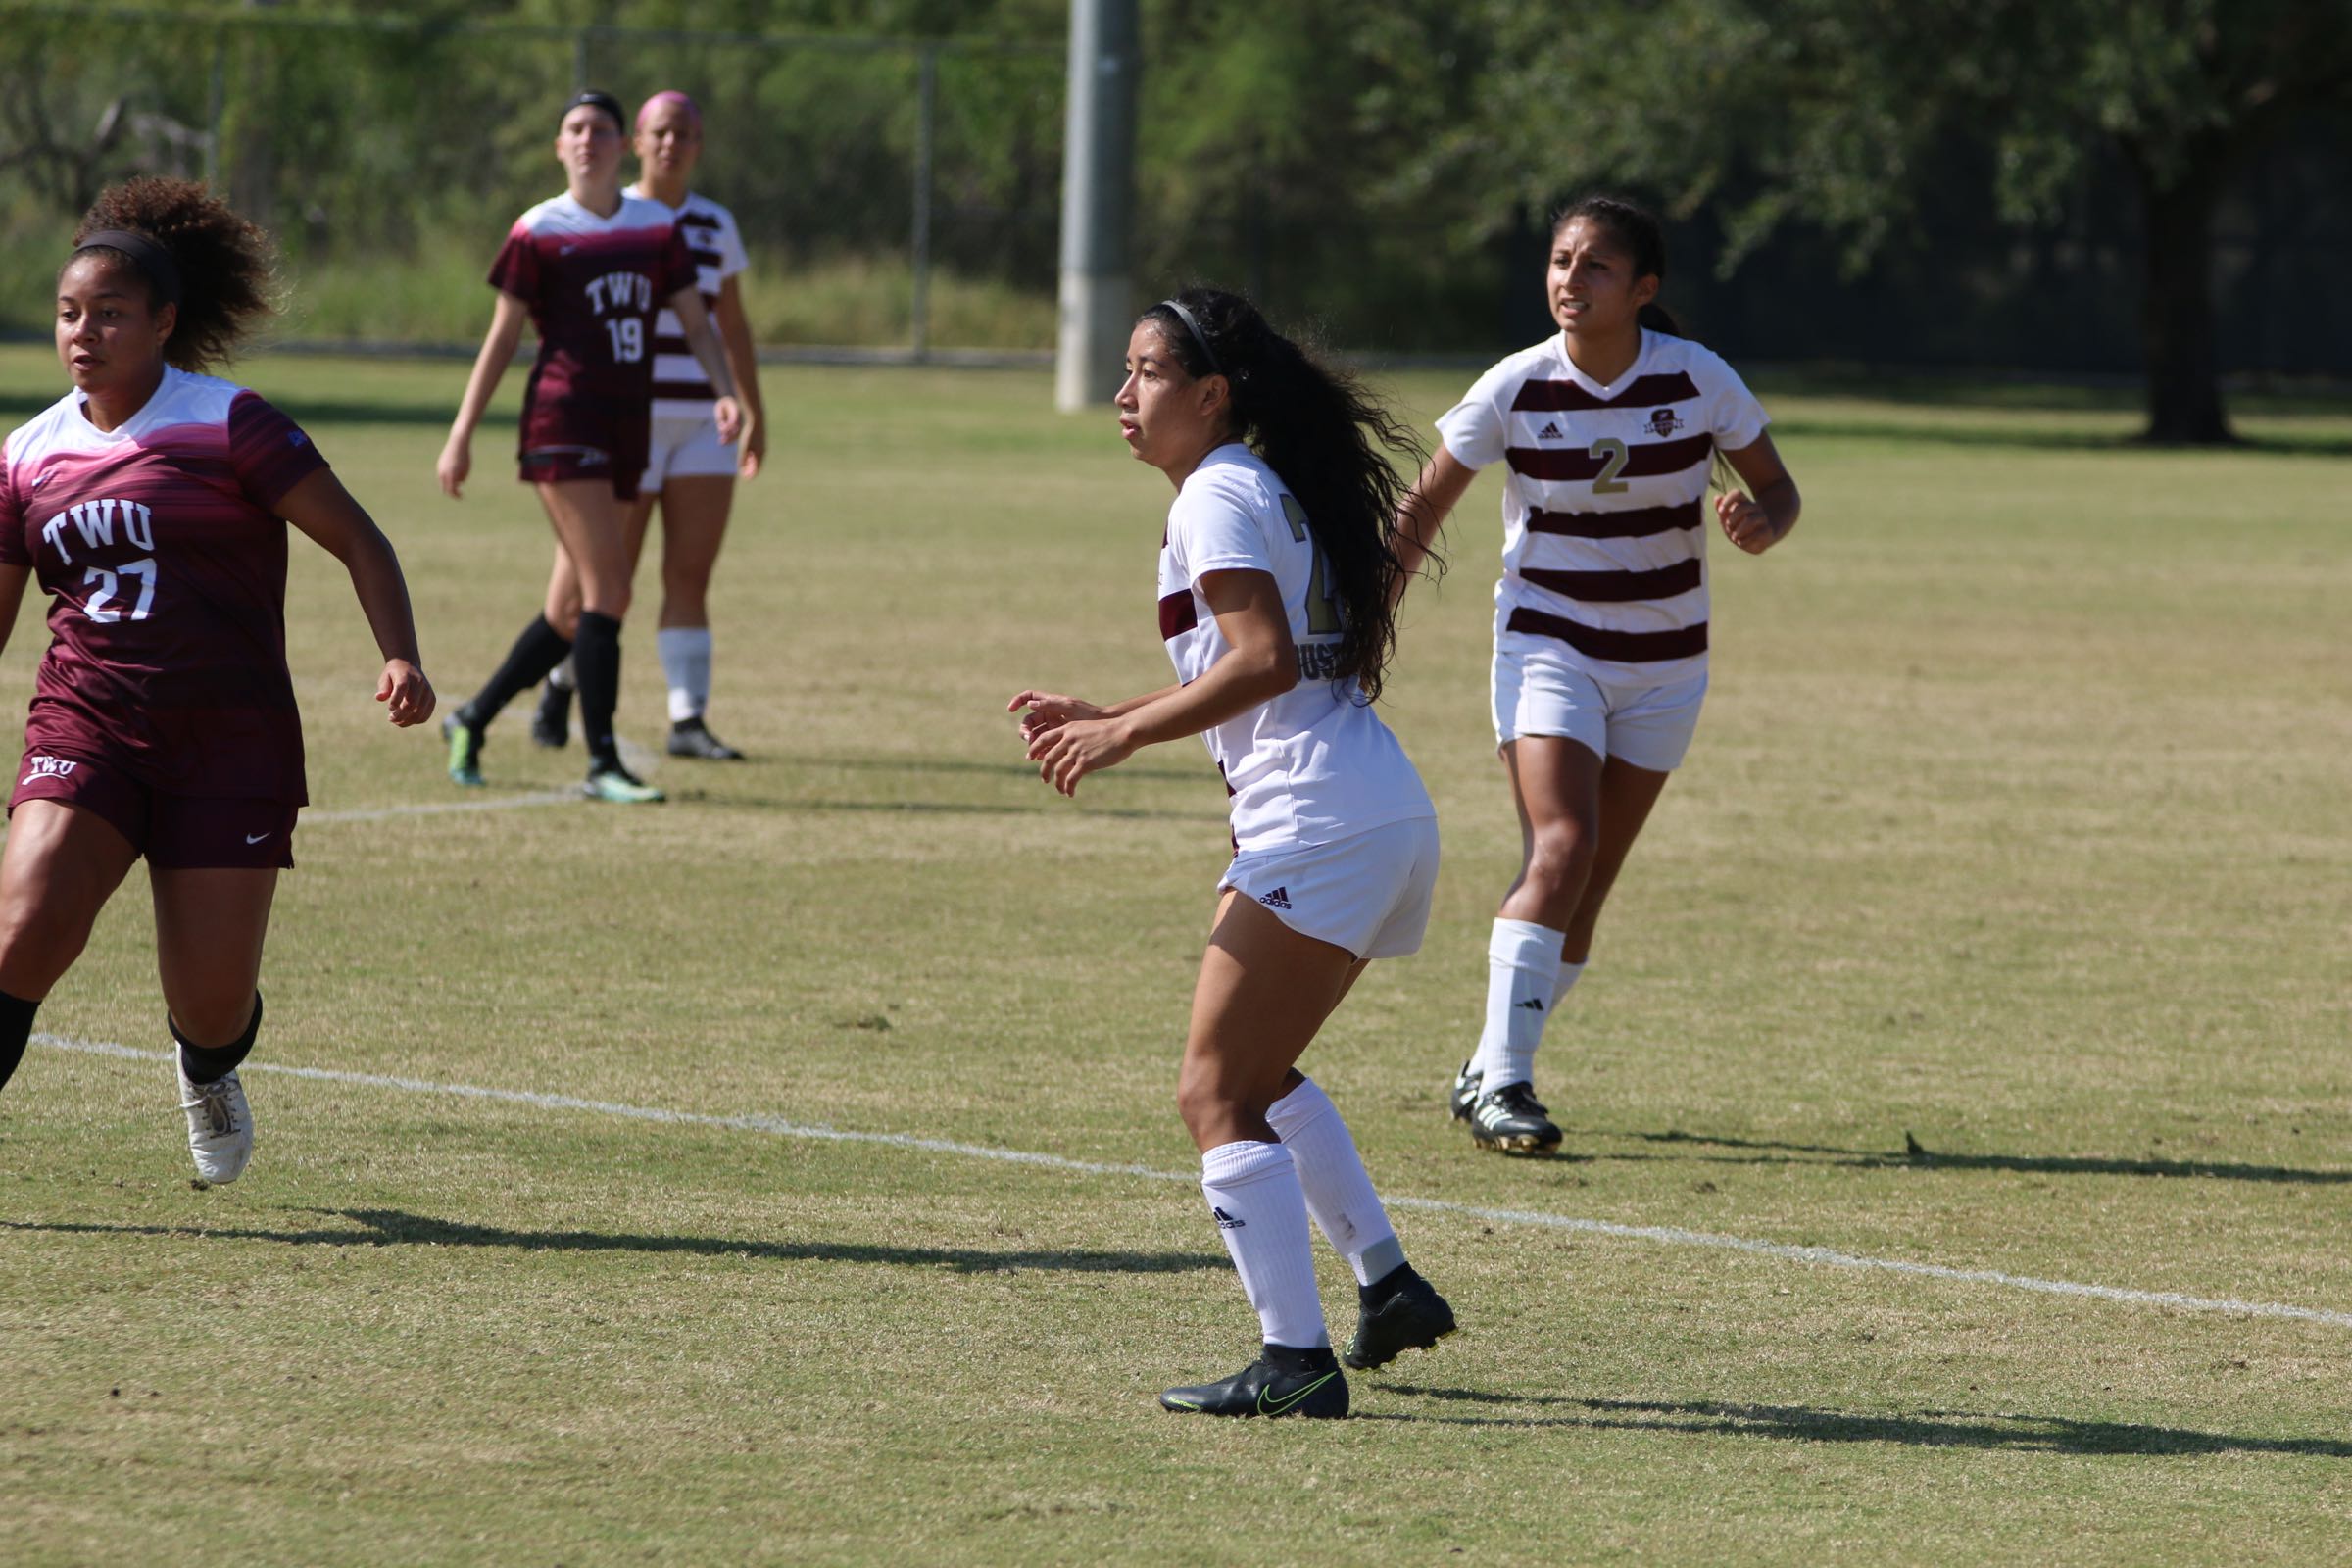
[1589,437,1631,494]
[1280,495,1342,636]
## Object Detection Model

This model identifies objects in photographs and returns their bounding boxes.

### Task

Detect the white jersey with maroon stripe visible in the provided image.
[1157,444,1434,855]
[623,186,750,419]
[1436,329,1769,688]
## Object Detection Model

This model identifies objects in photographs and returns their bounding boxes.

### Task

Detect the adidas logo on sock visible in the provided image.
[1258,886,1293,910]
[1516,997,1545,1011]
[1211,1206,1246,1229]
[1536,420,1563,439]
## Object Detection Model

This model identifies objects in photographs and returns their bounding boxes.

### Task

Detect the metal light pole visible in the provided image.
[1054,0,1139,412]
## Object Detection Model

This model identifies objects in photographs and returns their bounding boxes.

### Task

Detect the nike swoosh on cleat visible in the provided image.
[1257,1371,1338,1415]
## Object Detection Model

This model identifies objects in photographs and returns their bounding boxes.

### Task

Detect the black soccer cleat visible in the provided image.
[1448,1059,1483,1122]
[666,717,744,760]
[1468,1080,1562,1156]
[531,679,572,749]
[1158,1343,1349,1419]
[1342,1264,1457,1371]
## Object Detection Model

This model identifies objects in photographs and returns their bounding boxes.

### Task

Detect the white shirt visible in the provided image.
[1436,329,1769,687]
[623,187,751,419]
[1157,444,1434,854]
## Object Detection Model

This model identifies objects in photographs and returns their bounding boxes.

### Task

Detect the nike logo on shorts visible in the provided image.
[244,833,270,845]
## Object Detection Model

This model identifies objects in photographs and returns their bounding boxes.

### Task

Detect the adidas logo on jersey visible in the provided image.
[1211,1206,1246,1229]
[1536,420,1563,439]
[1258,887,1293,910]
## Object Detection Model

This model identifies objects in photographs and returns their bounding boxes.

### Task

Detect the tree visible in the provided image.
[1465,0,2352,444]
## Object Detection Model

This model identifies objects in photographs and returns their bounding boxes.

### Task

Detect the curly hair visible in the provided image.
[70,177,278,370]
[1141,289,1435,706]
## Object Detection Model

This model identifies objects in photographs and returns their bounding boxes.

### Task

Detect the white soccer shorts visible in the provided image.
[1219,815,1441,961]
[638,413,738,492]
[1491,637,1707,771]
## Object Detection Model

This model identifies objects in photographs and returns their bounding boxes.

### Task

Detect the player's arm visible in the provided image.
[713,274,765,479]
[668,289,744,446]
[1025,569,1294,798]
[1716,432,1799,555]
[1392,443,1477,608]
[437,290,529,499]
[1007,684,1183,745]
[278,468,436,727]
[0,563,28,662]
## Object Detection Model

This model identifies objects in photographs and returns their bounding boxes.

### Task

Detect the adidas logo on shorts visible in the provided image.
[1258,887,1293,910]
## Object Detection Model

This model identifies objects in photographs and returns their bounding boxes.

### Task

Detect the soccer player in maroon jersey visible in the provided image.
[436,89,745,803]
[1393,196,1801,1156]
[532,89,767,762]
[0,178,435,1182]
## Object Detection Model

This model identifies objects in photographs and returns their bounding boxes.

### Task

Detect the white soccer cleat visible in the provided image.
[176,1057,254,1184]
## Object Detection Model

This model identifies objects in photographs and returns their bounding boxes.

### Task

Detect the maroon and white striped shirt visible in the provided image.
[1437,330,1769,687]
[623,186,750,420]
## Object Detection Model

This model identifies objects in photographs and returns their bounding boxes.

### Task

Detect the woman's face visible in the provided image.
[56,253,172,398]
[555,104,625,187]
[1547,216,1659,337]
[635,101,702,185]
[1115,320,1227,473]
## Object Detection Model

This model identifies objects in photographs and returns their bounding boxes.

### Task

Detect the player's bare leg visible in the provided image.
[151,865,276,1182]
[0,801,138,1094]
[533,494,657,748]
[537,479,659,802]
[651,475,742,760]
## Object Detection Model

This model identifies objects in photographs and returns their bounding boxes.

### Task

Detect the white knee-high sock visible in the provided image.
[657,625,712,723]
[1200,1139,1327,1348]
[1266,1077,1404,1287]
[1472,919,1566,1089]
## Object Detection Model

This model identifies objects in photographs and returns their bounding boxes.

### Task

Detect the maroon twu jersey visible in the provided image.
[0,368,327,802]
[489,191,698,450]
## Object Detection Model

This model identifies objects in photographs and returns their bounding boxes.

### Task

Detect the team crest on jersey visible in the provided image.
[1645,408,1686,437]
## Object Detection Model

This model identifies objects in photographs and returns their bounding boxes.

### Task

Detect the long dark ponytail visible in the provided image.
[1142,289,1434,704]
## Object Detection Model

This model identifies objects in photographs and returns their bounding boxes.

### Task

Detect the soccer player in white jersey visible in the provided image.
[1394,195,1802,1156]
[1010,289,1457,1419]
[533,89,767,761]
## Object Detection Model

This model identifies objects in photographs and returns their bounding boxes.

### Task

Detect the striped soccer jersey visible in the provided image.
[1436,329,1769,688]
[1158,444,1434,855]
[0,367,328,802]
[623,186,750,419]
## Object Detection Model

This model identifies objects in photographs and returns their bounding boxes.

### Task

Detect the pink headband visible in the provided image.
[635,90,703,133]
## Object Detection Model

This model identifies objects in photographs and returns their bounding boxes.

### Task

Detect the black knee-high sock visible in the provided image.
[466,616,573,725]
[573,610,623,769]
[172,992,263,1085]
[0,988,39,1094]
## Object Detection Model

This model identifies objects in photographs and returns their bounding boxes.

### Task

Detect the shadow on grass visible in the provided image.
[1595,1129,2352,1186]
[1772,416,2352,459]
[1,1209,1229,1275]
[1367,1389,2352,1455]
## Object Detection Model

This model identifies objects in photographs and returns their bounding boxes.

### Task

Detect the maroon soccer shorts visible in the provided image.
[10,748,296,869]
[516,395,650,502]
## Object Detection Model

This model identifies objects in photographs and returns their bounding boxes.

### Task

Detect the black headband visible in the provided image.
[563,89,626,133]
[1158,299,1224,377]
[74,228,182,307]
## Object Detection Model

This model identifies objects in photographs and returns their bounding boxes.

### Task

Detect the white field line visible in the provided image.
[33,1032,2352,1331]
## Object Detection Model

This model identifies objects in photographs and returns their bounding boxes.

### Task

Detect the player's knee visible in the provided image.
[583,582,632,622]
[1523,820,1596,892]
[0,906,81,993]
[168,987,259,1048]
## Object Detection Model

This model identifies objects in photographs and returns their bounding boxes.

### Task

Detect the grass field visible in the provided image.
[2,343,2348,1565]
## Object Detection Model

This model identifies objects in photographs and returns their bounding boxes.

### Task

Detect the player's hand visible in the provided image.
[1716,489,1780,554]
[377,659,436,727]
[1027,715,1134,797]
[713,396,745,446]
[739,416,765,480]
[436,437,470,499]
[1007,690,1104,746]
